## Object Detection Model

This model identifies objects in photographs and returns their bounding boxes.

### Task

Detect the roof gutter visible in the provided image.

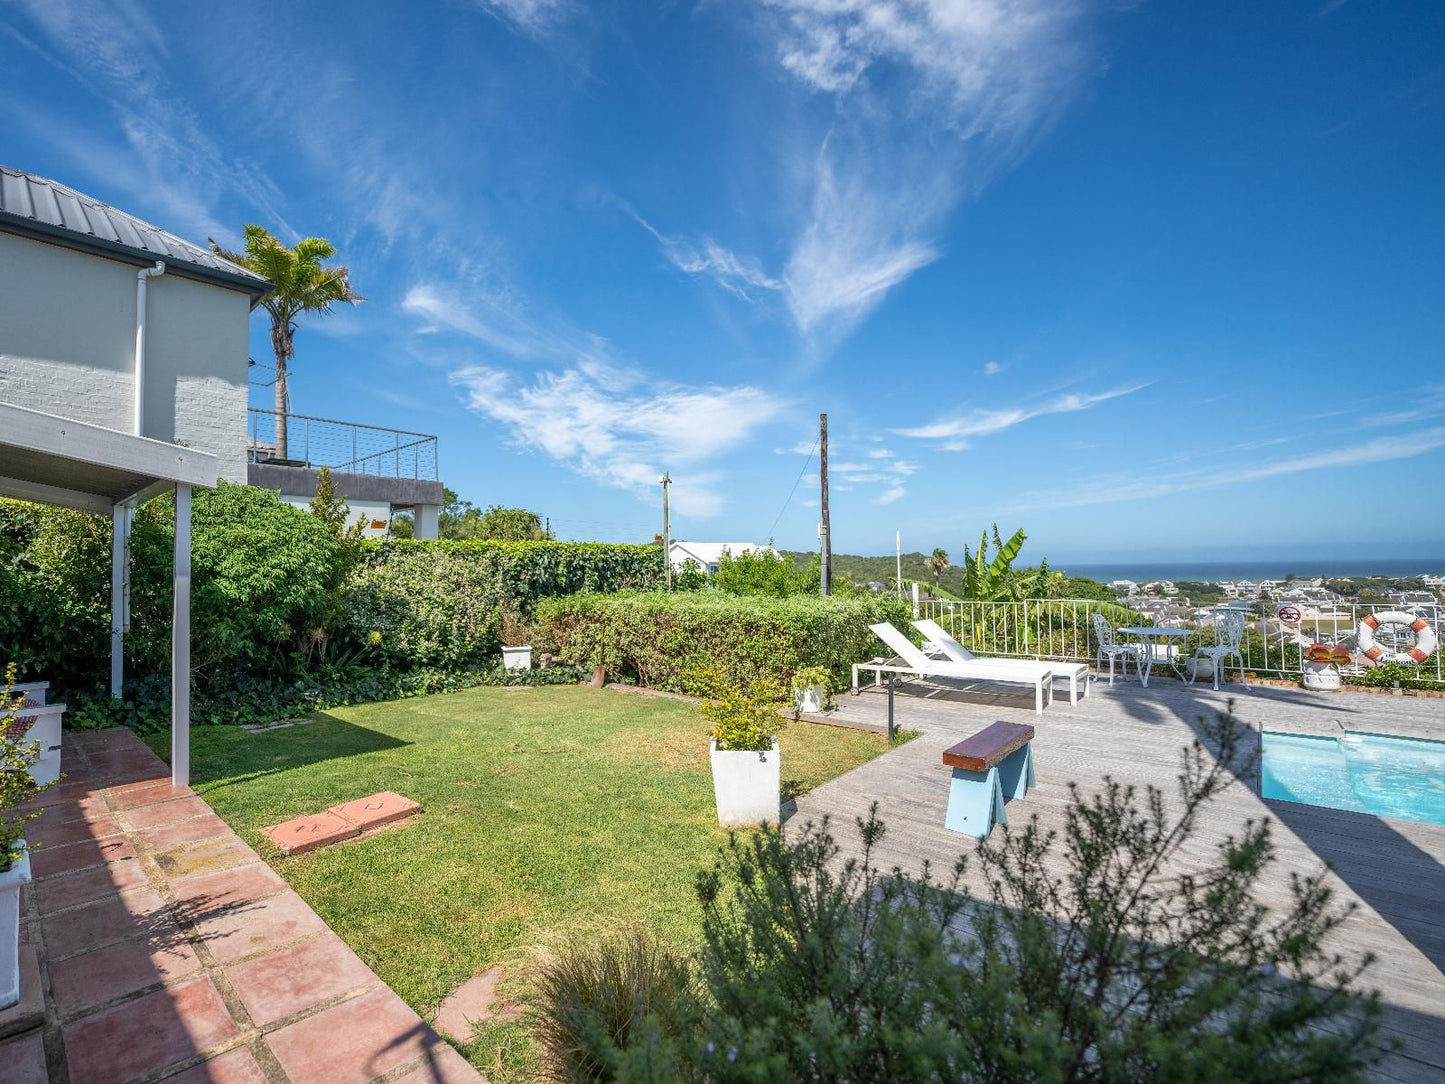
[134,261,166,435]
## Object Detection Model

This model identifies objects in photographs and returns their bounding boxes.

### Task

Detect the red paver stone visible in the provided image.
[392,1044,487,1083]
[63,975,240,1084]
[17,778,96,811]
[108,781,196,811]
[329,791,421,832]
[189,889,330,962]
[151,835,256,881]
[50,931,203,1017]
[134,813,233,853]
[171,863,285,917]
[224,933,377,1026]
[41,886,172,958]
[28,810,123,847]
[159,1046,269,1084]
[30,790,111,826]
[125,795,216,830]
[0,1030,48,1084]
[261,810,359,855]
[35,855,149,911]
[30,833,136,878]
[267,986,451,1084]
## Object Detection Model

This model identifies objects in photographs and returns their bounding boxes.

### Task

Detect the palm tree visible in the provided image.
[924,548,950,590]
[211,225,363,461]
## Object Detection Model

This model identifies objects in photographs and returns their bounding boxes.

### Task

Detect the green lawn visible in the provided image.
[148,684,902,1079]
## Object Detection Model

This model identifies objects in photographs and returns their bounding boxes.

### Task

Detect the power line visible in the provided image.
[766,438,818,543]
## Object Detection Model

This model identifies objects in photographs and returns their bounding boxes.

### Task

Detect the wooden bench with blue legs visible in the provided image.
[942,721,1036,838]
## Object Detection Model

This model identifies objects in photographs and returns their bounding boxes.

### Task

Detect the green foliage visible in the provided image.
[962,525,1055,601]
[924,547,950,586]
[689,666,785,752]
[712,548,812,597]
[1056,575,1118,603]
[1,664,58,870]
[539,711,1386,1083]
[536,591,911,695]
[439,488,554,541]
[674,558,708,591]
[791,665,832,692]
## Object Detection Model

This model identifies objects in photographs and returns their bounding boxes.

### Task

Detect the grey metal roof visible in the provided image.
[0,164,271,303]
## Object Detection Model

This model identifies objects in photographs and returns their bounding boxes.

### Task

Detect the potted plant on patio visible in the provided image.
[792,666,832,715]
[1,666,56,1010]
[499,608,533,671]
[693,669,784,827]
[1302,642,1349,691]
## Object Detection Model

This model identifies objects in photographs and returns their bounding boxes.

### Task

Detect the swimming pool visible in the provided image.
[1261,730,1445,827]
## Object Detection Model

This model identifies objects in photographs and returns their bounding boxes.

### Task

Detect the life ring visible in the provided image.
[1357,611,1438,664]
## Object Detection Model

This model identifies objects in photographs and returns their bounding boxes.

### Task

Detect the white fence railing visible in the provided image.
[916,597,1445,687]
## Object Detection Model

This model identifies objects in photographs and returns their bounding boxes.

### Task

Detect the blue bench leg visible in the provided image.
[945,766,1007,837]
[996,743,1035,801]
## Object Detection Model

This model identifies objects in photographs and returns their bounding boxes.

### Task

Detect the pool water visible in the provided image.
[1261,731,1445,827]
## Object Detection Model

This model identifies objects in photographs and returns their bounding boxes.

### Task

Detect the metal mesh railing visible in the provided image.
[247,409,438,480]
[916,597,1445,686]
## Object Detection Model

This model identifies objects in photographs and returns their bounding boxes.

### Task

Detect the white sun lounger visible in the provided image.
[853,622,1055,715]
[912,618,1091,707]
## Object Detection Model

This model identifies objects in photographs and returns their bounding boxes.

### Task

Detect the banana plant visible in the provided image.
[961,525,1032,601]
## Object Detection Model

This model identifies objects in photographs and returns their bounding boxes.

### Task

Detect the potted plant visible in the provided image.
[1302,643,1349,691]
[693,669,784,827]
[792,666,832,715]
[499,609,533,671]
[1180,628,1219,683]
[1,667,55,1010]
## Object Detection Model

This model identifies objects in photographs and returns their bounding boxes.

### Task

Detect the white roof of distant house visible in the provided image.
[669,541,771,569]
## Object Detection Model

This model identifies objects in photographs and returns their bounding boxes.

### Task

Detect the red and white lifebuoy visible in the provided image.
[1357,611,1438,664]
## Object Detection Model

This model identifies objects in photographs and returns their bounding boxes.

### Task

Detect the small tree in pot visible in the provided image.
[791,666,832,715]
[692,668,785,827]
[1,665,56,1009]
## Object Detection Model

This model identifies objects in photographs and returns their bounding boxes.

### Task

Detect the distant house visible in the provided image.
[668,541,772,575]
[1110,579,1139,596]
[1389,591,1438,609]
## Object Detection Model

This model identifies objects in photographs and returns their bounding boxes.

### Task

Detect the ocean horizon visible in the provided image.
[1058,558,1445,584]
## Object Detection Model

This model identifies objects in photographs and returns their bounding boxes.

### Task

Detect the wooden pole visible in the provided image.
[820,413,831,597]
[660,472,672,590]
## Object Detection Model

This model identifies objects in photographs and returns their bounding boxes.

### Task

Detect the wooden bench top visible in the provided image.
[943,722,1035,772]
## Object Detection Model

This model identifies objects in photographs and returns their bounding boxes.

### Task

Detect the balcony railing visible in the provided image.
[247,408,438,481]
[915,597,1445,687]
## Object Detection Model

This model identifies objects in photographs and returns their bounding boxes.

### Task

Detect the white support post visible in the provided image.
[171,484,191,788]
[414,503,440,540]
[110,504,126,697]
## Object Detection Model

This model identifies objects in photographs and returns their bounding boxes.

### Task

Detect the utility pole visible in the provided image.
[896,531,903,599]
[659,471,672,589]
[819,413,831,597]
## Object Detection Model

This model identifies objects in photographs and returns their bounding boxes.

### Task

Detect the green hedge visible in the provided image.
[346,540,664,670]
[534,591,912,694]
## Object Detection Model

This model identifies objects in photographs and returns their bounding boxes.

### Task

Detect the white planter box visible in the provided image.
[709,738,781,827]
[1303,662,1342,691]
[501,646,533,671]
[795,685,827,714]
[17,703,65,786]
[0,846,31,1010]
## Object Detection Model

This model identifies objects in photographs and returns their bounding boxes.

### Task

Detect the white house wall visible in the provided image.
[0,232,251,482]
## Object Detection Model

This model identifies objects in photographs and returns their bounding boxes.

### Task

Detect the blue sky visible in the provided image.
[4,0,1443,564]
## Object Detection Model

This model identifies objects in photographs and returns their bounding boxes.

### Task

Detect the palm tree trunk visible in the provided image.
[271,321,291,461]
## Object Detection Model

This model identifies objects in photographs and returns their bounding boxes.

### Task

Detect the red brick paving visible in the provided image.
[18,727,485,1083]
[260,809,360,854]
[330,790,422,831]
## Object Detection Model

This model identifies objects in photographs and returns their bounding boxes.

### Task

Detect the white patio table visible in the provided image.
[1118,626,1191,688]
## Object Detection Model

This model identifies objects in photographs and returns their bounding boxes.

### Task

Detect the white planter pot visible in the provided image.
[1303,662,1342,691]
[1190,657,1215,682]
[709,738,781,828]
[501,646,533,671]
[18,703,65,786]
[0,846,31,1010]
[795,685,827,714]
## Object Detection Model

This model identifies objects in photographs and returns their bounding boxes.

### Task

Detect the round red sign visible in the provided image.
[1277,605,1302,624]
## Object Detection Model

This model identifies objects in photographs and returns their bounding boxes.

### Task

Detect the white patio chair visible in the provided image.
[1091,614,1142,685]
[1187,611,1245,691]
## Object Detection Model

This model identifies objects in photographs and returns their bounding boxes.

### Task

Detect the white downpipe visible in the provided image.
[133,261,166,435]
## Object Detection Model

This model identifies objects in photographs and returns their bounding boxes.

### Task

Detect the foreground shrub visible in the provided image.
[536,709,1386,1082]
[689,667,785,752]
[535,591,910,694]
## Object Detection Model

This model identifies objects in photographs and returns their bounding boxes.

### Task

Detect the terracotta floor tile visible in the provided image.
[392,1044,486,1083]
[171,864,285,917]
[108,781,196,811]
[261,810,359,855]
[30,833,136,878]
[125,796,216,830]
[134,813,233,853]
[17,778,97,811]
[330,791,420,831]
[28,810,123,847]
[224,933,378,1026]
[41,886,172,958]
[267,987,449,1084]
[159,1046,269,1084]
[71,727,145,751]
[0,1029,48,1084]
[151,836,255,880]
[63,975,239,1084]
[35,856,149,911]
[95,762,173,788]
[190,890,329,962]
[50,930,203,1017]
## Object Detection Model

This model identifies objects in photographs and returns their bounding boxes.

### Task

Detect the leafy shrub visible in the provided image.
[534,591,911,694]
[537,710,1387,1083]
[1,664,58,870]
[689,667,785,752]
[346,540,664,670]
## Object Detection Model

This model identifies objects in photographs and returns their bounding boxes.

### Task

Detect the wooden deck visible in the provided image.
[794,674,1445,1083]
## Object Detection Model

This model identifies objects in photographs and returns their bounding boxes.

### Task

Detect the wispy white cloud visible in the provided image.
[896,384,1146,451]
[875,485,907,505]
[1361,386,1445,428]
[1006,428,1445,512]
[472,0,571,36]
[983,361,1005,376]
[632,212,783,301]
[449,363,785,517]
